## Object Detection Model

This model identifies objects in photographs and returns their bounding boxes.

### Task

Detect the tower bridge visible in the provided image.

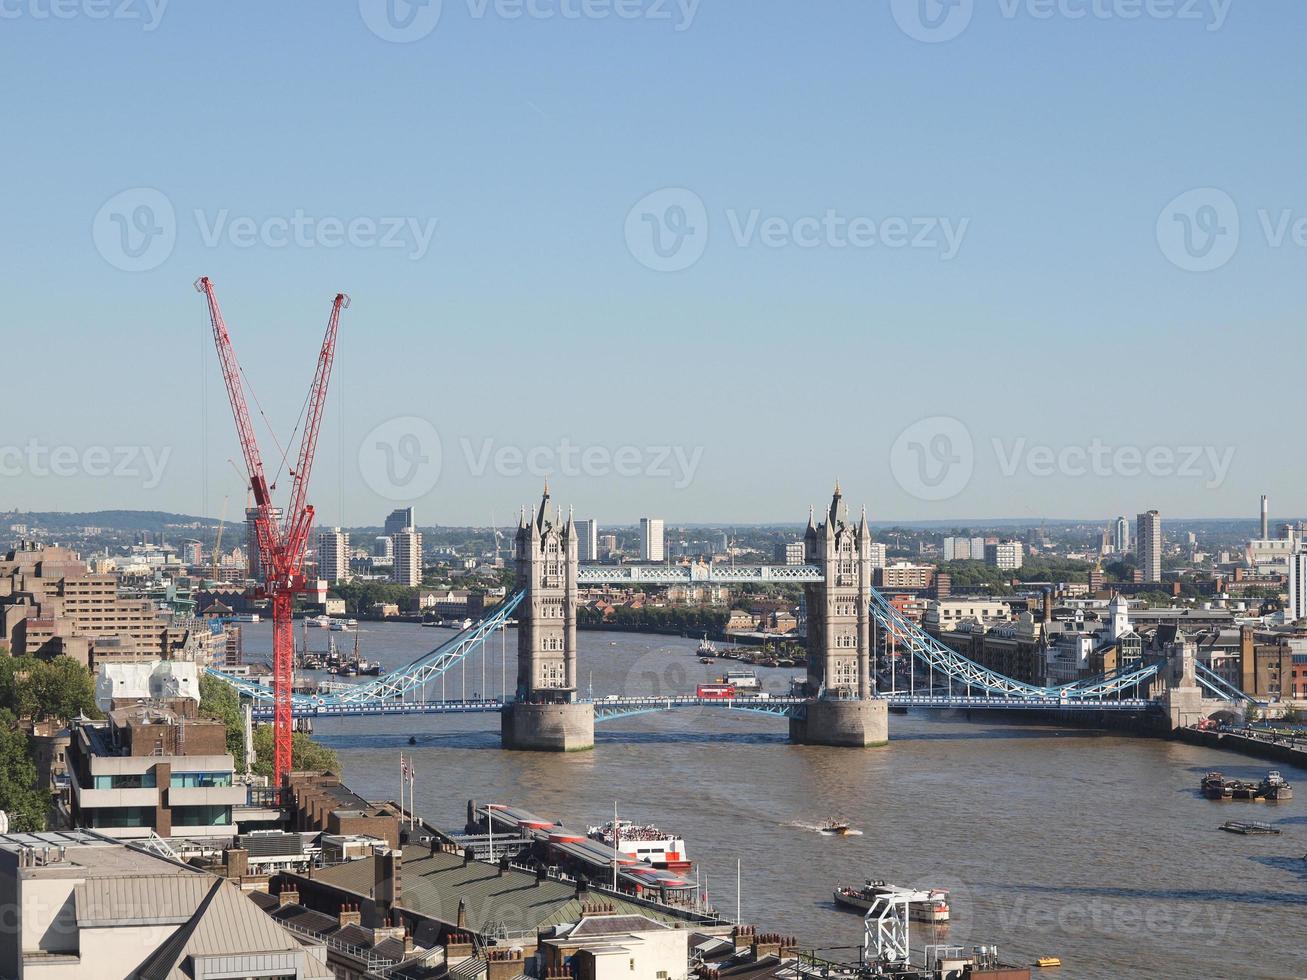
[218,483,1260,747]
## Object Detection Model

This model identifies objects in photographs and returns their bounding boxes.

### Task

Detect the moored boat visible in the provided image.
[834,880,951,923]
[1259,771,1294,801]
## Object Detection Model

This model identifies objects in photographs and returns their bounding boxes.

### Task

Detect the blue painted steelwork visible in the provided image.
[213,590,525,708]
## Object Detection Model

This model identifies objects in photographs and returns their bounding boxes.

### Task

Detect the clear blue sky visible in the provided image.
[2,0,1303,527]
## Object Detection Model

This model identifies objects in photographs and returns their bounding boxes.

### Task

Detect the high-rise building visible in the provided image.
[384,507,415,537]
[599,533,618,557]
[943,536,971,561]
[775,541,806,565]
[575,519,598,562]
[868,542,888,568]
[1113,516,1130,553]
[640,518,665,562]
[1137,510,1162,583]
[317,527,350,584]
[969,536,985,560]
[985,540,1023,571]
[1288,552,1307,622]
[373,535,394,559]
[392,527,423,587]
[244,506,282,581]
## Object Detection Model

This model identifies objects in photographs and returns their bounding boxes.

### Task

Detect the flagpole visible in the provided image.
[399,753,404,824]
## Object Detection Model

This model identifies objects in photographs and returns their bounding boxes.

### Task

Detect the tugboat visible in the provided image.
[834,880,951,923]
[1259,771,1294,800]
[1201,772,1233,800]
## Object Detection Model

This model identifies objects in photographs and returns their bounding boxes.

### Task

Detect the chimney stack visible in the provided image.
[1261,494,1269,540]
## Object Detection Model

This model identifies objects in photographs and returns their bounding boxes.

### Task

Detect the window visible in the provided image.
[171,771,233,788]
[172,804,232,827]
[92,772,155,789]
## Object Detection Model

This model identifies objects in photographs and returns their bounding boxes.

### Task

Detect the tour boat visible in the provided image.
[586,819,692,871]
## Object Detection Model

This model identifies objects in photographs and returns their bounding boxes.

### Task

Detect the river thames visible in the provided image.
[243,621,1307,980]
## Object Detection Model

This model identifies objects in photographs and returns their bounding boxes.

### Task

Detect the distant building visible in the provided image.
[392,527,423,587]
[943,536,970,561]
[575,519,598,561]
[985,540,1023,571]
[775,541,805,565]
[1114,516,1130,553]
[599,533,619,556]
[640,518,665,562]
[244,505,282,581]
[1288,552,1307,622]
[867,541,887,569]
[875,562,934,591]
[383,507,414,537]
[1137,510,1162,582]
[317,527,351,584]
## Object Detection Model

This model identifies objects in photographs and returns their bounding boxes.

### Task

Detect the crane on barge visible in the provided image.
[196,276,349,789]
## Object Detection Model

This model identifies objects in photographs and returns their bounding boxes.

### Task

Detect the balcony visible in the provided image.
[168,785,247,807]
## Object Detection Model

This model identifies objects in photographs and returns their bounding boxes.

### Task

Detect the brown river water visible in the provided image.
[241,621,1307,979]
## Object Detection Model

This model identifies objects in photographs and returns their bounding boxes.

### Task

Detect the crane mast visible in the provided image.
[195,276,349,789]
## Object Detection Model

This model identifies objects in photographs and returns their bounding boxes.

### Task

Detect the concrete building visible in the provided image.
[384,508,415,538]
[67,707,244,840]
[540,910,690,980]
[1137,510,1162,583]
[391,528,423,588]
[774,541,805,566]
[373,536,394,560]
[0,830,331,980]
[942,536,970,561]
[867,542,887,569]
[317,527,351,585]
[575,519,598,562]
[0,543,202,667]
[985,540,1023,571]
[640,518,665,562]
[924,598,1011,632]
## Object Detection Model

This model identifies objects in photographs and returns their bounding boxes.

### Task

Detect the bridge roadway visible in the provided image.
[252,691,1162,721]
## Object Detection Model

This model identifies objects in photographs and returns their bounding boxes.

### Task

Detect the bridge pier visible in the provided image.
[791,484,889,748]
[502,483,594,752]
[501,701,595,752]
[789,698,888,747]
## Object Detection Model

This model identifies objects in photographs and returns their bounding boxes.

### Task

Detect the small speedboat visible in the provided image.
[820,818,854,836]
[408,736,417,746]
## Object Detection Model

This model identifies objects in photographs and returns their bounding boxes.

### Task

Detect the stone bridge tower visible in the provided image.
[789,483,888,747]
[500,483,594,751]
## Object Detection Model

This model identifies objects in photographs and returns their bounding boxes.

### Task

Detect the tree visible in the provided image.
[0,656,97,723]
[0,709,48,832]
[198,674,245,760]
[250,725,340,780]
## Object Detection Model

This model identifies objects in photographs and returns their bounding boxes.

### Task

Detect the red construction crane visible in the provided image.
[196,276,349,788]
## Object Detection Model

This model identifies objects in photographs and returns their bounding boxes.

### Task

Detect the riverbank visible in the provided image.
[1177,726,1307,768]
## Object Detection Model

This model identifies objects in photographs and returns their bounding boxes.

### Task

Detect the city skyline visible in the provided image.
[3,4,1306,522]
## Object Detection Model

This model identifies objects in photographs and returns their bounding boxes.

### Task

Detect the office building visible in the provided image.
[640,518,665,562]
[1113,516,1130,553]
[392,527,423,587]
[575,519,598,561]
[384,507,414,537]
[1137,510,1162,582]
[317,527,350,585]
[985,540,1024,571]
[67,706,243,839]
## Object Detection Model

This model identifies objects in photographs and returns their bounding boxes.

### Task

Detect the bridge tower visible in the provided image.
[789,483,888,747]
[500,482,594,751]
